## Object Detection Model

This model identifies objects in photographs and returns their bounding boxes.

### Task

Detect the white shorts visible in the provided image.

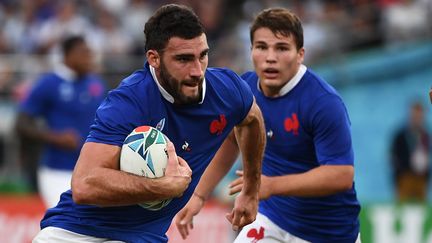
[33,227,125,243]
[234,213,361,243]
[38,167,72,208]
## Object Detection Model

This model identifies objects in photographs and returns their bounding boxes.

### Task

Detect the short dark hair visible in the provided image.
[250,8,304,50]
[144,4,205,52]
[61,35,85,56]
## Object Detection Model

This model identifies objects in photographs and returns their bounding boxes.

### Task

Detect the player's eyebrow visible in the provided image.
[275,42,290,46]
[253,41,267,45]
[175,53,195,59]
[254,40,291,46]
[200,48,209,56]
[174,48,209,59]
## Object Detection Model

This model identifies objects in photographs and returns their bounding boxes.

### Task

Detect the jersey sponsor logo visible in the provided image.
[247,226,265,242]
[284,113,299,136]
[210,114,227,135]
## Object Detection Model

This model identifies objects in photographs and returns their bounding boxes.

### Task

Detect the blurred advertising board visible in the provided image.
[1,194,432,243]
[0,195,235,243]
[0,194,44,243]
[360,204,432,243]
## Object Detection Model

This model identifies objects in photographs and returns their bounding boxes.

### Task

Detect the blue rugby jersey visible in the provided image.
[20,69,106,170]
[39,62,254,242]
[242,66,360,243]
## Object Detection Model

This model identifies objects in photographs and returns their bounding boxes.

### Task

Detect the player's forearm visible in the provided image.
[16,112,70,147]
[235,103,266,196]
[194,132,239,199]
[16,113,50,142]
[72,142,186,207]
[269,165,354,197]
[72,168,180,206]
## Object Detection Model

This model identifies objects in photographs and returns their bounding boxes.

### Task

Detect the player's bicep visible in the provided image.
[71,142,122,204]
[73,142,121,179]
[236,99,262,127]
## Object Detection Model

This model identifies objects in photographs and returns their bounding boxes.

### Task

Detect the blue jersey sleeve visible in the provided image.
[20,75,53,116]
[86,86,146,147]
[226,70,254,123]
[311,95,354,165]
[241,71,258,90]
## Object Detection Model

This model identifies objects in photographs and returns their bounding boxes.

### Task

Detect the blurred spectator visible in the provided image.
[37,1,91,54]
[89,6,133,81]
[15,36,106,208]
[0,61,14,169]
[345,0,383,50]
[121,0,153,55]
[95,0,129,15]
[0,1,43,54]
[90,7,133,56]
[390,101,430,202]
[381,0,432,45]
[0,60,14,98]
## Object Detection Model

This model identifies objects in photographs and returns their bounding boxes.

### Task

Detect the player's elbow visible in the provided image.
[15,113,32,137]
[71,177,91,204]
[338,178,354,192]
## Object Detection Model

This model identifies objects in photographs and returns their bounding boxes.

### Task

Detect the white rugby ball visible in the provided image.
[120,125,172,210]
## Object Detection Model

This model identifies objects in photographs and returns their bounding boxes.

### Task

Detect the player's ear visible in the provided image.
[146,50,161,69]
[297,47,305,65]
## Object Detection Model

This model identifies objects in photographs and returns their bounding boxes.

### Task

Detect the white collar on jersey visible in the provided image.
[54,63,77,82]
[257,64,307,96]
[149,65,206,104]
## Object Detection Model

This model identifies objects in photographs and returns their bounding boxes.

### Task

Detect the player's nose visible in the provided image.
[189,59,204,78]
[265,48,277,63]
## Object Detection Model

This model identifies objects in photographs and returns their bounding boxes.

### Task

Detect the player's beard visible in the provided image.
[159,61,203,105]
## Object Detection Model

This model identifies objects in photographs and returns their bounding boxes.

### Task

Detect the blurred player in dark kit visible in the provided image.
[16,35,106,208]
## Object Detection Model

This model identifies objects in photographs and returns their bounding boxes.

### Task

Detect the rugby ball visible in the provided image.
[120,125,172,210]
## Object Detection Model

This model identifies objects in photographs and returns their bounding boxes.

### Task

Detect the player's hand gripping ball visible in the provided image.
[120,126,171,210]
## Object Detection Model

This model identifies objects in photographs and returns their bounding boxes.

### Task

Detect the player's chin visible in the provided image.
[261,78,283,87]
[178,92,201,105]
[181,86,200,98]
